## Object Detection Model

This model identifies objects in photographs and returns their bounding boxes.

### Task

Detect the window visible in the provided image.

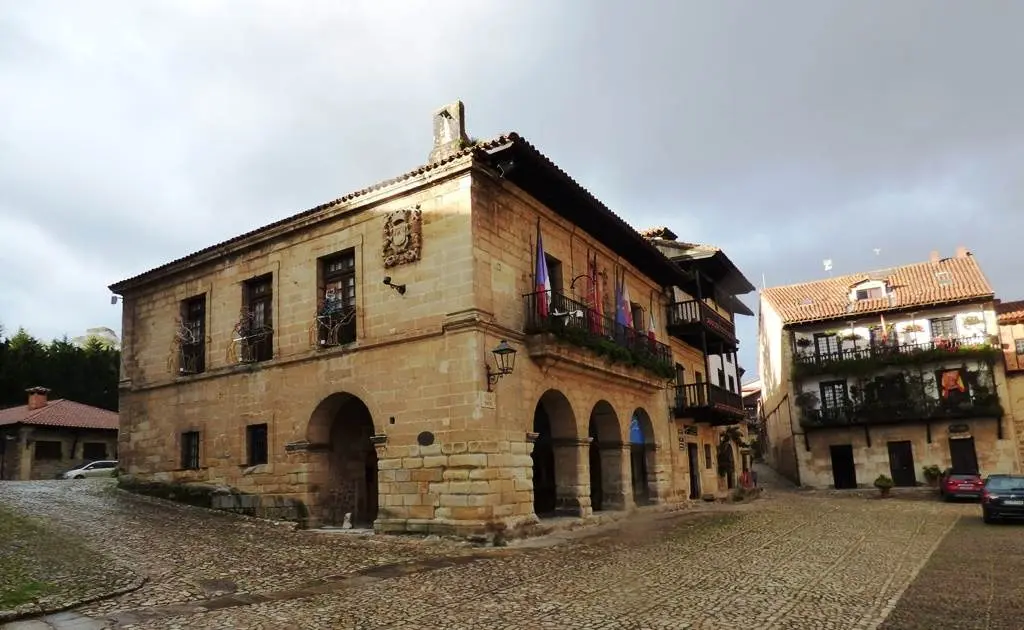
[674,364,685,384]
[1016,339,1024,355]
[814,333,841,359]
[242,275,274,362]
[83,442,107,461]
[318,250,357,347]
[929,316,957,340]
[181,431,201,469]
[694,371,703,383]
[703,444,713,469]
[869,325,897,347]
[179,294,206,374]
[545,255,564,295]
[819,380,848,411]
[630,303,644,331]
[728,375,736,392]
[35,440,62,460]
[247,423,269,466]
[855,287,883,300]
[717,368,726,388]
[865,374,907,406]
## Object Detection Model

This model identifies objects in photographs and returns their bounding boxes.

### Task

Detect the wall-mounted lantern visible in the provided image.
[486,339,517,392]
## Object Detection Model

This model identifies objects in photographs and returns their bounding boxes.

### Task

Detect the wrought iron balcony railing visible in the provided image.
[673,382,745,425]
[793,336,1001,378]
[523,290,673,377]
[800,394,1002,429]
[666,299,737,350]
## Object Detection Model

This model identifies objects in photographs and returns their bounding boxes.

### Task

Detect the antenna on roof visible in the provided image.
[873,248,881,257]
[823,259,833,278]
[761,272,766,291]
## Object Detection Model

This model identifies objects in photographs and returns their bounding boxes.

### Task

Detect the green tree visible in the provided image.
[0,325,119,411]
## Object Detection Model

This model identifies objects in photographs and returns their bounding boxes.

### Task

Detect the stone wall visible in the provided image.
[117,154,715,536]
[798,417,1016,488]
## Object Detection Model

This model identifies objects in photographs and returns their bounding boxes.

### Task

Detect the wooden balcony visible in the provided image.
[673,383,745,426]
[666,300,737,353]
[792,336,1001,379]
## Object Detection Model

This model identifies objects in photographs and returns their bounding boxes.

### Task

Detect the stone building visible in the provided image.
[0,387,119,480]
[109,101,753,536]
[758,249,1020,488]
[995,299,1024,467]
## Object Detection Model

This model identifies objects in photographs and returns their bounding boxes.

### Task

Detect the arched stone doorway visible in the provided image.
[629,408,656,505]
[308,393,378,527]
[588,401,624,511]
[532,389,580,517]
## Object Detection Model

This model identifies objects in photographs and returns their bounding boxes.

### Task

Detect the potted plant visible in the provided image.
[795,337,813,349]
[922,465,942,487]
[962,315,982,326]
[874,474,894,497]
[903,323,924,333]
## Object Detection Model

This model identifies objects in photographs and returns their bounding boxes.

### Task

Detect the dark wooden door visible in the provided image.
[949,437,980,474]
[687,443,702,499]
[829,444,857,489]
[887,441,917,487]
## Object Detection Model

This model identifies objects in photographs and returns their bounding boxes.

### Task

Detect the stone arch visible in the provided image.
[588,400,625,511]
[307,392,378,528]
[532,389,583,517]
[629,408,657,505]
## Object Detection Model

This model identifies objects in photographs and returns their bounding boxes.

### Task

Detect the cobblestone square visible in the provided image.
[1,478,1016,629]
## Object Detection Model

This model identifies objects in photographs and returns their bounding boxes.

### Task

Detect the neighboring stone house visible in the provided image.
[0,387,119,480]
[995,299,1024,467]
[108,101,754,536]
[758,248,1019,488]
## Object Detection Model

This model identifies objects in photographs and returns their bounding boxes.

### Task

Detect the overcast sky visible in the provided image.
[2,1,1022,377]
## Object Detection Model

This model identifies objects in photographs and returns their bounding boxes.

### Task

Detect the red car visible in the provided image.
[940,471,985,501]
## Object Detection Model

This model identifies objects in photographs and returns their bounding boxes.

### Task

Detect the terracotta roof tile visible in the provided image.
[0,400,119,430]
[996,299,1024,324]
[761,253,994,325]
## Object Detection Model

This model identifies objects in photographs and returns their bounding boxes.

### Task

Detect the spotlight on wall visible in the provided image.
[110,295,123,305]
[382,276,406,295]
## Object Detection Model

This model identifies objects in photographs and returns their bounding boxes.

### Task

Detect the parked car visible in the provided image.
[61,460,118,479]
[982,474,1024,523]
[939,469,985,501]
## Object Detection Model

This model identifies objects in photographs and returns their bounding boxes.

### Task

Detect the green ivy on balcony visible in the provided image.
[542,321,676,380]
[792,343,1002,380]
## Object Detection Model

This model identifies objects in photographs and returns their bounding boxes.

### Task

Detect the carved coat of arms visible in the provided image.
[382,207,422,268]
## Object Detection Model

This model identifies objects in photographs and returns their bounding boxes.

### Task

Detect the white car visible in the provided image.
[62,460,119,479]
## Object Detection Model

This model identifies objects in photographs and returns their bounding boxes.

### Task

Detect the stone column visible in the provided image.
[599,442,631,510]
[552,437,592,517]
[645,444,669,504]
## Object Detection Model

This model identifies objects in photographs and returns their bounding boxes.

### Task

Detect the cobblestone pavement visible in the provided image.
[0,478,997,629]
[880,510,1024,630]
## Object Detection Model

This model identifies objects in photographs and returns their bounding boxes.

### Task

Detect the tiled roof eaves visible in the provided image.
[780,295,994,327]
[109,137,513,294]
[996,299,1024,324]
[492,135,690,287]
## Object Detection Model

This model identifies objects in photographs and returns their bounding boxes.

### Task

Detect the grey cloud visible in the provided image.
[1,1,1021,375]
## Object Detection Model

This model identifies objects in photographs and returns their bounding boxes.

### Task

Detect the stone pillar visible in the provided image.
[599,442,630,510]
[645,444,669,504]
[553,437,592,517]
[18,428,32,481]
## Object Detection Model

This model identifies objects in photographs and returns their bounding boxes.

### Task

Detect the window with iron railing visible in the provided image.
[241,275,274,362]
[317,250,357,347]
[179,294,206,374]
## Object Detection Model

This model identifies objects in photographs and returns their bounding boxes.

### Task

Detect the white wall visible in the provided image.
[757,297,785,398]
[707,353,740,393]
[791,304,997,359]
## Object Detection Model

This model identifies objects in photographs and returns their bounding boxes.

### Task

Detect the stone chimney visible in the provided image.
[428,100,470,163]
[26,386,50,411]
[929,250,940,263]
[955,245,969,258]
